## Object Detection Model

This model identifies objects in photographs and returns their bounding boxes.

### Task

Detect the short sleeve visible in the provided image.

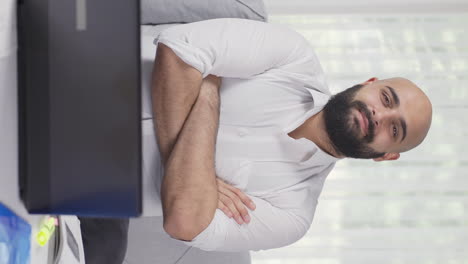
[154,18,312,79]
[176,194,310,252]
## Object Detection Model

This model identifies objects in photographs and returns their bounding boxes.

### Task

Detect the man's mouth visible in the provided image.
[358,110,369,136]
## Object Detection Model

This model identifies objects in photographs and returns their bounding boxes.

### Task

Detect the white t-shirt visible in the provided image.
[141,18,341,252]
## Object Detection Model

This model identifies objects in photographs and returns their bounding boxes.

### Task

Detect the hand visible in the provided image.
[200,75,221,94]
[204,74,222,89]
[216,177,256,225]
[198,75,221,107]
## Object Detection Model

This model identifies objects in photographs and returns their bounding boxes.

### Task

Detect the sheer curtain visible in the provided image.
[251,13,468,264]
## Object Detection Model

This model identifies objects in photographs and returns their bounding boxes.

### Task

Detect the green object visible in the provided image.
[35,217,56,246]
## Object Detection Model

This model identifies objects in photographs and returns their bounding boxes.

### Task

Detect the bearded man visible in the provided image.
[149,18,432,252]
[80,18,433,263]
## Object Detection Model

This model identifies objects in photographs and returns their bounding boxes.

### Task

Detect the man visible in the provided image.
[149,18,432,252]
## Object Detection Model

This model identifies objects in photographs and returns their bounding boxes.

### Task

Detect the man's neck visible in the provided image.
[287,111,343,158]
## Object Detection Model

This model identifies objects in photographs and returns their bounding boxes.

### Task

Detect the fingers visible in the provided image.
[220,188,250,223]
[216,177,257,225]
[217,200,232,218]
[218,193,246,225]
[217,179,256,210]
[217,185,255,225]
[231,187,256,211]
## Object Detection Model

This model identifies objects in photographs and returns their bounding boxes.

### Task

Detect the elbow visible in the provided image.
[163,214,212,242]
[163,218,197,241]
[161,188,218,241]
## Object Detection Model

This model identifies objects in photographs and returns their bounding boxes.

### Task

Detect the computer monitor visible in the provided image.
[17,0,142,217]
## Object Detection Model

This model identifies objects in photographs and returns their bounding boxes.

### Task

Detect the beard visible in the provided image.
[322,84,385,159]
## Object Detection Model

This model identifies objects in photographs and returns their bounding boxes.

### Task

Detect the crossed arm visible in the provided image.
[151,43,219,241]
[152,43,254,241]
[147,19,321,250]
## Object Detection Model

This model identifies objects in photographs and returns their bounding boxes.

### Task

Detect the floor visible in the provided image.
[251,13,468,264]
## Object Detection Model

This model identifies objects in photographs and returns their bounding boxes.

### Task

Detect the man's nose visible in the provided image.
[371,108,396,127]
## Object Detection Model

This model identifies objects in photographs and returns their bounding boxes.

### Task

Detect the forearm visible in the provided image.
[151,43,203,165]
[162,83,220,241]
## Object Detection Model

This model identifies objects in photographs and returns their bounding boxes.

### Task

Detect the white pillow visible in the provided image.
[140,0,268,25]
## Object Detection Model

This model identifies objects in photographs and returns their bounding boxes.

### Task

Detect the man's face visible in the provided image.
[323,84,384,159]
[323,78,432,160]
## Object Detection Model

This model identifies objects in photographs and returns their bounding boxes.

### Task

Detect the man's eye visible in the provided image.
[384,93,390,106]
[393,125,398,137]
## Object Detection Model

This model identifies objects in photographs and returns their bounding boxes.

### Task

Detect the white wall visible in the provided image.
[264,0,468,14]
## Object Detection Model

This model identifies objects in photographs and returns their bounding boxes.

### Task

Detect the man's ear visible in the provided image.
[373,152,400,162]
[363,77,378,85]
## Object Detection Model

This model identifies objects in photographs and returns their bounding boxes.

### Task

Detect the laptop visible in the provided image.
[17,0,142,217]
